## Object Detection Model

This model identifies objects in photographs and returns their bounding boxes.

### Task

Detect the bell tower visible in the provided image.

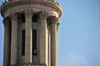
[1,0,62,66]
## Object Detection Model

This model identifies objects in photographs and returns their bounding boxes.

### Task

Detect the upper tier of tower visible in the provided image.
[0,0,62,18]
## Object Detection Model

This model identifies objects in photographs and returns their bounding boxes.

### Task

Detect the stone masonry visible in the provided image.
[0,0,62,66]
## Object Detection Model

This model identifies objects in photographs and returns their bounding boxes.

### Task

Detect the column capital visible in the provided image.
[9,13,18,21]
[40,11,49,20]
[48,26,51,36]
[49,16,58,24]
[3,17,10,26]
[24,10,33,17]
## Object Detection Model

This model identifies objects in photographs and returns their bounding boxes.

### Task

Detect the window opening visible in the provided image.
[32,14,38,22]
[21,14,25,23]
[32,29,37,55]
[22,30,25,56]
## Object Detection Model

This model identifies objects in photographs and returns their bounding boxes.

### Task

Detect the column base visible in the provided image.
[11,64,46,66]
[10,65,18,66]
[21,65,45,66]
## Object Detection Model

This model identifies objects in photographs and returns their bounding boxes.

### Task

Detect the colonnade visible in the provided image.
[3,10,59,66]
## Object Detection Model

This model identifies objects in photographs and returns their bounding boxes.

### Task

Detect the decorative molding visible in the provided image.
[55,1,61,6]
[39,11,49,20]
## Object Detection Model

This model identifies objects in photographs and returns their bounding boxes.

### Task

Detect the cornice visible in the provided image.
[0,0,62,18]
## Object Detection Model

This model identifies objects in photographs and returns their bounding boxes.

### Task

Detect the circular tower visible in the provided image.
[1,0,62,66]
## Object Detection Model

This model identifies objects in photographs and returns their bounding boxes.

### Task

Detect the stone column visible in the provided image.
[10,13,18,66]
[40,11,48,65]
[56,22,59,66]
[50,16,58,66]
[48,26,51,66]
[24,10,33,64]
[3,18,11,66]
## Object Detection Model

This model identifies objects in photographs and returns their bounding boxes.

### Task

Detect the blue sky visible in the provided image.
[0,0,100,66]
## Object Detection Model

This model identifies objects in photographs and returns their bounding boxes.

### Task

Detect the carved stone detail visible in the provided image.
[49,16,58,24]
[24,10,33,17]
[10,13,18,21]
[40,11,49,20]
[3,17,10,26]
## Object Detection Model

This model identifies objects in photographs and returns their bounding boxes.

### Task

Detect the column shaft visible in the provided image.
[56,29,58,66]
[40,11,48,65]
[50,16,58,66]
[10,13,18,65]
[3,18,11,66]
[48,26,51,66]
[25,10,33,63]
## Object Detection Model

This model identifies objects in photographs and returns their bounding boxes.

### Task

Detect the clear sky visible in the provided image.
[0,0,100,66]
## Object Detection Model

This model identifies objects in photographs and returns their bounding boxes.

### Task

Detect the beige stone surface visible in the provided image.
[1,0,62,18]
[25,10,33,63]
[10,13,18,65]
[50,16,58,66]
[48,31,51,66]
[1,0,62,66]
[40,12,49,65]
